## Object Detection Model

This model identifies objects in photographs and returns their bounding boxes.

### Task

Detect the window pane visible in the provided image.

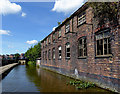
[59,30,61,37]
[80,39,82,45]
[66,43,70,58]
[67,53,70,58]
[96,33,103,40]
[104,38,107,55]
[80,49,83,56]
[66,23,70,33]
[53,49,55,59]
[100,40,103,55]
[97,40,100,55]
[104,31,110,38]
[108,38,111,54]
[78,12,86,25]
[67,48,70,52]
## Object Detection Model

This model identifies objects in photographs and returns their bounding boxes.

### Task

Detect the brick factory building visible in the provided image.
[41,3,120,92]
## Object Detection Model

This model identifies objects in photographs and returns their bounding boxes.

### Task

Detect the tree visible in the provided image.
[89,2,119,27]
[25,42,41,62]
[15,53,20,60]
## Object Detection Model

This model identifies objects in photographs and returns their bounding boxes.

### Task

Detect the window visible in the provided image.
[53,33,55,43]
[45,39,47,46]
[43,52,44,60]
[42,43,44,48]
[78,12,86,26]
[58,29,61,38]
[78,37,87,57]
[66,43,70,58]
[48,49,51,60]
[52,48,55,60]
[45,51,47,60]
[96,29,111,56]
[48,36,51,44]
[58,46,62,59]
[65,22,70,33]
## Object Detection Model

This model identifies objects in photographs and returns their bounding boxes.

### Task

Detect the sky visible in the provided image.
[0,0,84,55]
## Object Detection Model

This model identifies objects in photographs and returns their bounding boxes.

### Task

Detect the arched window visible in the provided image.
[66,42,70,58]
[58,46,62,59]
[52,48,55,60]
[48,49,51,60]
[78,37,87,57]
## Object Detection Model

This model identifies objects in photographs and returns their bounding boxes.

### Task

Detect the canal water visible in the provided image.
[2,65,114,93]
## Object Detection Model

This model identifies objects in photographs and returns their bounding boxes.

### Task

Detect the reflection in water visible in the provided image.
[2,65,113,93]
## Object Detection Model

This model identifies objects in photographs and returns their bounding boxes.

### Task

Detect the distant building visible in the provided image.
[20,53,25,59]
[9,54,15,60]
[0,55,2,59]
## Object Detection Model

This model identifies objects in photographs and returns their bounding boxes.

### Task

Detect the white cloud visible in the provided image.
[21,12,26,17]
[0,0,22,15]
[52,0,84,14]
[0,30,10,35]
[26,40,38,44]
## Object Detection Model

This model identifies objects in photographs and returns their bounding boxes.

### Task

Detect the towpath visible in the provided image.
[0,63,18,75]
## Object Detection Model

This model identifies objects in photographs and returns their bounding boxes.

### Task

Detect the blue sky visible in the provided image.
[1,0,84,55]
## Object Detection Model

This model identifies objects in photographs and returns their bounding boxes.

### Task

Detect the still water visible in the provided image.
[2,65,113,93]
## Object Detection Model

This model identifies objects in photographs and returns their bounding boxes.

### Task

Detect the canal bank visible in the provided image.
[0,63,19,79]
[40,65,119,93]
[2,65,115,93]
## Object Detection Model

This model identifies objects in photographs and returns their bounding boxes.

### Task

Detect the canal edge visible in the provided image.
[0,63,19,80]
[39,65,119,94]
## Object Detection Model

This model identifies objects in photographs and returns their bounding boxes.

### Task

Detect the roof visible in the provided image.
[41,2,88,43]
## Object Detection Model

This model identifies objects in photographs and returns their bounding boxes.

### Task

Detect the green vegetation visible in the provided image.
[15,53,20,60]
[25,42,41,64]
[66,80,95,90]
[27,61,36,66]
[57,22,61,25]
[89,2,119,27]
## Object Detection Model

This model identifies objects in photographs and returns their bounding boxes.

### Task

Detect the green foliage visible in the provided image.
[67,80,95,90]
[57,22,61,25]
[89,2,119,27]
[25,42,41,62]
[27,61,36,65]
[15,53,20,60]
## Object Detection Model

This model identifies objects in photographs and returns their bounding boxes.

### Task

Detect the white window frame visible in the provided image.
[58,46,62,59]
[66,43,70,59]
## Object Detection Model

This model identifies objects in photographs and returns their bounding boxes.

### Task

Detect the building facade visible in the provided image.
[41,3,120,92]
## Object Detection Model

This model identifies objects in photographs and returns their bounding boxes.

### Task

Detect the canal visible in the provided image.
[2,65,114,93]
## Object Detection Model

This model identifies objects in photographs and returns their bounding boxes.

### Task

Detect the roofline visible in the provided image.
[41,2,88,43]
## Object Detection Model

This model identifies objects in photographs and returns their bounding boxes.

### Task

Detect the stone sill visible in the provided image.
[78,57,87,59]
[95,55,112,58]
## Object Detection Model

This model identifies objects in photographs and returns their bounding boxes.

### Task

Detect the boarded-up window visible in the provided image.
[65,22,70,33]
[78,12,86,26]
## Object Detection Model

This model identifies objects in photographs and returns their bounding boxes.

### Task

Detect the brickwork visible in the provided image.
[41,3,120,93]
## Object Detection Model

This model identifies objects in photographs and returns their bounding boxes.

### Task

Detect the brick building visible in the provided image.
[41,3,120,92]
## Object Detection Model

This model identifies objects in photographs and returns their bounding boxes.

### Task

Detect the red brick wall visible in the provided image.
[41,5,120,93]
